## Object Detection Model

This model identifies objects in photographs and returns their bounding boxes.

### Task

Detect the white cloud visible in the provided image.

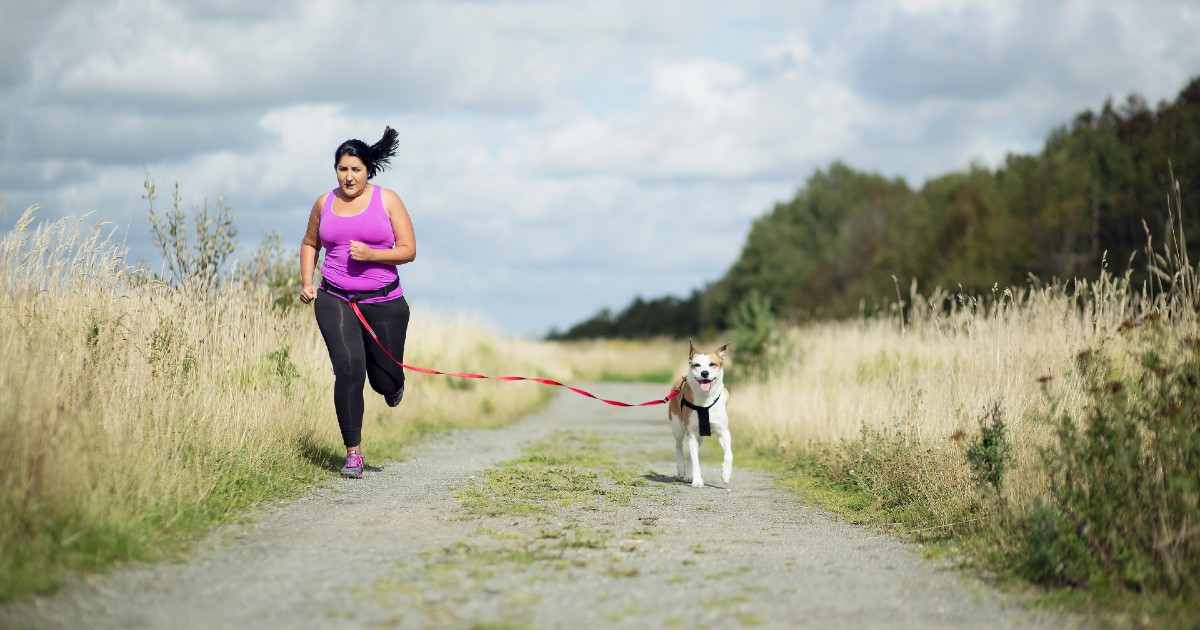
[2,0,1198,336]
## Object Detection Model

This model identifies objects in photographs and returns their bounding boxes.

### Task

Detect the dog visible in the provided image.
[667,340,731,488]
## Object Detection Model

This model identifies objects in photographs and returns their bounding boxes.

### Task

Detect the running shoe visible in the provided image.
[340,450,365,479]
[385,384,404,408]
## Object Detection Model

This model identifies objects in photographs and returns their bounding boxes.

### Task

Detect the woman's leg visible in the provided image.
[359,296,410,399]
[313,294,368,449]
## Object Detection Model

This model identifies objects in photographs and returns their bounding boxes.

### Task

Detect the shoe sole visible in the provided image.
[340,469,364,479]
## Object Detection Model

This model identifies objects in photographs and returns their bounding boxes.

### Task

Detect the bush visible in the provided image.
[1017,317,1200,594]
[728,289,791,382]
[144,174,238,290]
[965,401,1012,493]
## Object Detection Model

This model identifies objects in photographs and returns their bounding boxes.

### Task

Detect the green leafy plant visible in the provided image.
[1018,321,1200,594]
[965,401,1012,493]
[728,289,790,382]
[266,345,299,389]
[235,229,300,309]
[144,173,238,289]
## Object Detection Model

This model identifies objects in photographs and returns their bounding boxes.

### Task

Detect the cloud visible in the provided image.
[2,0,1198,336]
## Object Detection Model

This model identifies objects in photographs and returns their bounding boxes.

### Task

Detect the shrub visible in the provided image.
[728,289,791,382]
[1017,317,1200,594]
[144,173,238,289]
[965,401,1012,493]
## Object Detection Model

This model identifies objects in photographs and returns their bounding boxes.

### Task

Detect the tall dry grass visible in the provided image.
[540,337,683,384]
[0,207,560,599]
[736,274,1148,507]
[735,180,1199,546]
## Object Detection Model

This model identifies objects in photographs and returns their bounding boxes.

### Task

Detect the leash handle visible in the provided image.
[348,302,682,407]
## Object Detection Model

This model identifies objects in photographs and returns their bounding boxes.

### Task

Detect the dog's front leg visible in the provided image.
[687,431,704,488]
[717,427,733,484]
[671,417,688,480]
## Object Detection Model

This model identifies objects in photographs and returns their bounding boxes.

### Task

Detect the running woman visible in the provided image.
[299,127,415,478]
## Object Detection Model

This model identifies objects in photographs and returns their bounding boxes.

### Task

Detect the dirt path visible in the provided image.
[2,383,1083,629]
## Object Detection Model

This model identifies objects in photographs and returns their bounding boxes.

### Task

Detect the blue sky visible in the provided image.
[2,0,1198,336]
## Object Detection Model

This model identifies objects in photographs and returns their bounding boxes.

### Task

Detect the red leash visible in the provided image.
[348,302,682,407]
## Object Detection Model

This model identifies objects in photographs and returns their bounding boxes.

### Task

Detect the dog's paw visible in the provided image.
[722,465,732,484]
[691,479,704,488]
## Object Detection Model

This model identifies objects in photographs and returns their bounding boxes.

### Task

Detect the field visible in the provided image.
[0,208,679,600]
[2,204,1196,624]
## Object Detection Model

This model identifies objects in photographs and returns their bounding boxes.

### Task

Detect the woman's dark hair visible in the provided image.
[334,126,399,179]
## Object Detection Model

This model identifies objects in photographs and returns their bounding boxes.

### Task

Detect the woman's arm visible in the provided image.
[299,196,324,304]
[348,187,416,265]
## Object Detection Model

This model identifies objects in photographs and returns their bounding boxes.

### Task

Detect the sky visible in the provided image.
[2,0,1198,337]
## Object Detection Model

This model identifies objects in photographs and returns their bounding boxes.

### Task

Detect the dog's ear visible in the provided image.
[688,338,697,360]
[716,343,728,360]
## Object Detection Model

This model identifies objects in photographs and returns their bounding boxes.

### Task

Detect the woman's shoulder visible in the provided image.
[313,189,338,211]
[375,185,402,202]
[376,186,408,209]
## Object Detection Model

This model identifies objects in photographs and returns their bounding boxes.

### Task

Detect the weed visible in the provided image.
[266,345,299,389]
[144,174,238,289]
[728,289,791,382]
[965,401,1012,493]
[1016,322,1200,596]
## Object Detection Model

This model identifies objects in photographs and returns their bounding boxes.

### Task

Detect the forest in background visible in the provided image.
[549,76,1200,340]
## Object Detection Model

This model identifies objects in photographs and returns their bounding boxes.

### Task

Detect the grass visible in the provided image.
[725,192,1200,624]
[8,187,1197,627]
[541,337,683,384]
[453,432,651,517]
[365,430,664,627]
[0,208,568,601]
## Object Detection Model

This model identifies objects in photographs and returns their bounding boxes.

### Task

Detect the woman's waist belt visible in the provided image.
[320,278,400,303]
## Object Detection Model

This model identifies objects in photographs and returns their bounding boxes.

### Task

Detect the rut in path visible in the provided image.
[0,383,1083,629]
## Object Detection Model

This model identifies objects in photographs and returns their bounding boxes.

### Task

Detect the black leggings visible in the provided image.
[314,292,410,447]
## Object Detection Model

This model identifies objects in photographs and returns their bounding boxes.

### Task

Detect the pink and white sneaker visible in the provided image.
[340,450,365,479]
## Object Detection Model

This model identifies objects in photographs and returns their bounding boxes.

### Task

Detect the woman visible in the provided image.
[299,126,415,479]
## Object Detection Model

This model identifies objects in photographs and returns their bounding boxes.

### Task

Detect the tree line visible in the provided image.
[548,76,1200,340]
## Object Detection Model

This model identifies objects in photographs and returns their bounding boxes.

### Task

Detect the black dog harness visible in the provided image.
[681,392,721,437]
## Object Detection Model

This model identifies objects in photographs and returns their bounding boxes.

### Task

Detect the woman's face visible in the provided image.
[336,155,369,198]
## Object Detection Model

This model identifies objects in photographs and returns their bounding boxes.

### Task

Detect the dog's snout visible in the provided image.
[700,370,709,379]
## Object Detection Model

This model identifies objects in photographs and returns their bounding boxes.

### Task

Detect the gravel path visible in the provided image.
[2,383,1084,629]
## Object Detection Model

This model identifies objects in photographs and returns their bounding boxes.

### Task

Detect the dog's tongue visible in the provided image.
[700,381,712,392]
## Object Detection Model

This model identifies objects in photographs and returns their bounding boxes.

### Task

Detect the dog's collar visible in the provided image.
[681,391,720,437]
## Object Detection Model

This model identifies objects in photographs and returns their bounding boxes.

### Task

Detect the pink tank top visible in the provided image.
[319,185,404,303]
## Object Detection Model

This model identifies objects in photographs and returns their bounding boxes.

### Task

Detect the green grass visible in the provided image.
[0,435,330,601]
[738,422,1200,627]
[453,432,649,517]
[0,381,554,604]
[364,430,663,626]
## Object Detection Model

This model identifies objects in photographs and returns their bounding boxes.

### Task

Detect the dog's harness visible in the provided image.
[681,392,721,436]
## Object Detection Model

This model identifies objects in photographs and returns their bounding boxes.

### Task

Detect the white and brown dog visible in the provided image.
[667,340,731,488]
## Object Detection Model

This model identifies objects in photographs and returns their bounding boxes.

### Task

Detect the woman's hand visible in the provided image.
[348,240,376,262]
[299,283,318,304]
